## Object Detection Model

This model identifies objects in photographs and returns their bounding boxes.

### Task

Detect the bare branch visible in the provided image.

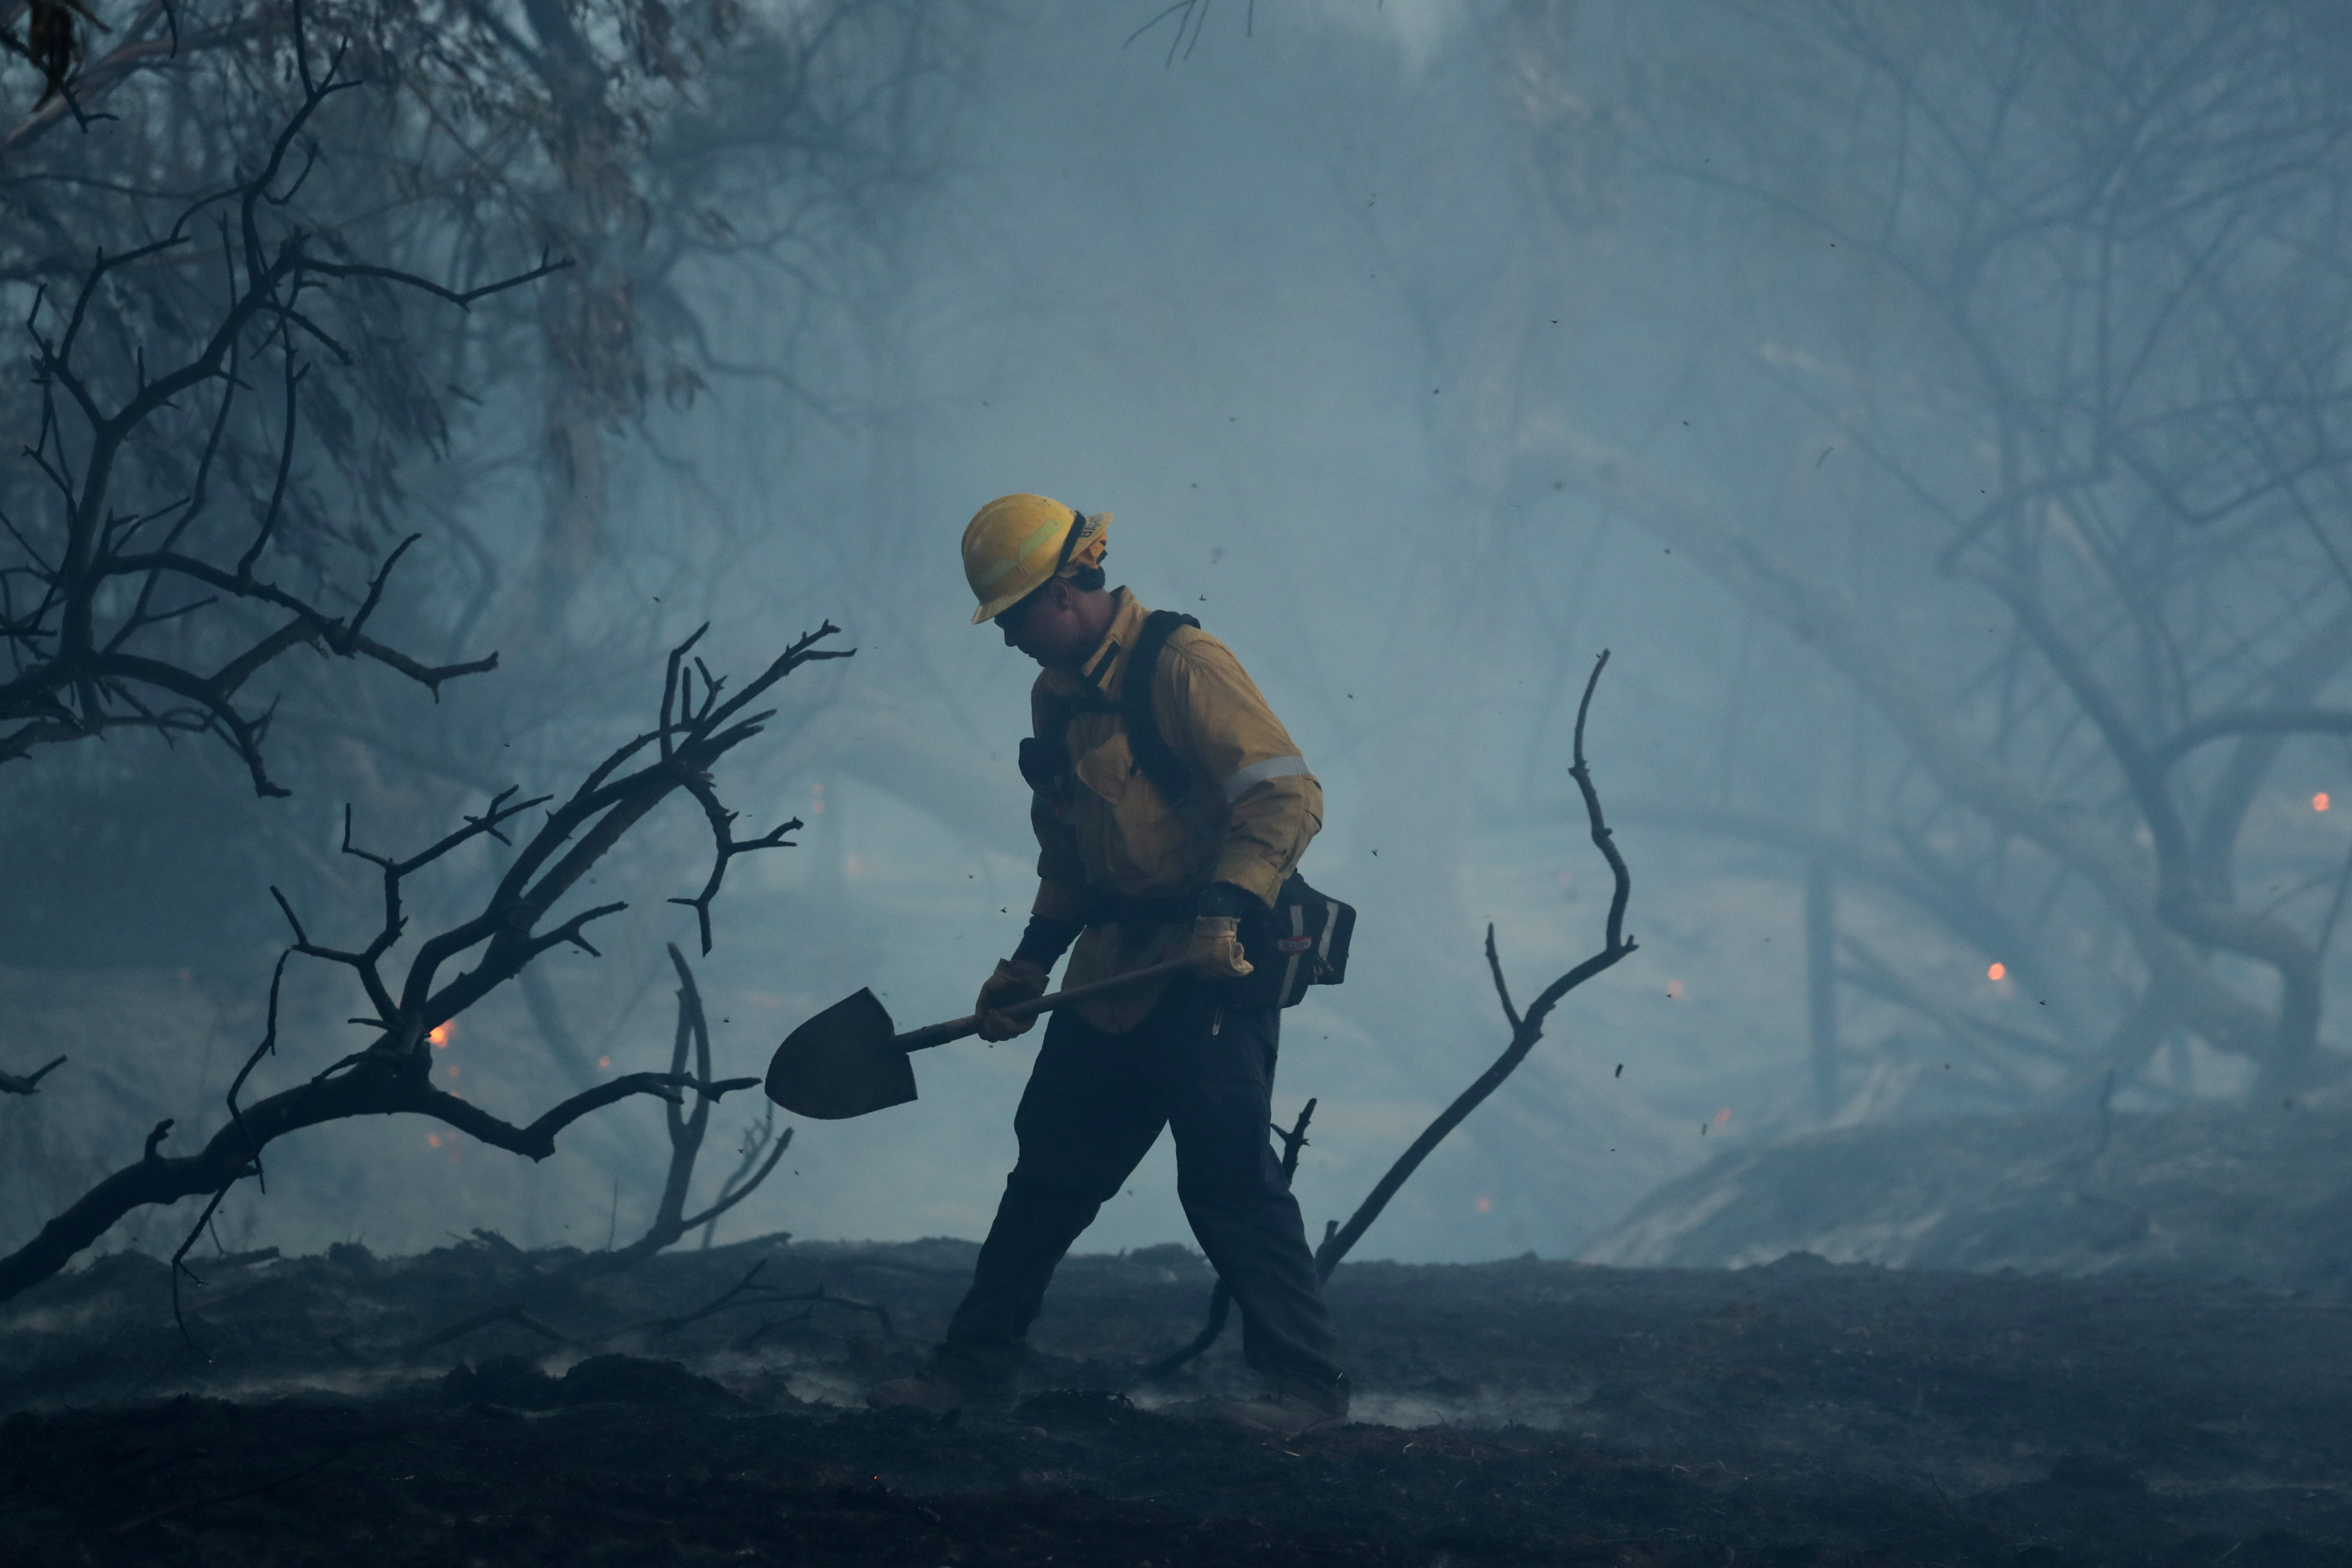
[0,629,847,1306]
[402,1304,573,1358]
[1483,924,1521,1032]
[1315,653,1634,1280]
[0,1055,67,1095]
[0,55,546,783]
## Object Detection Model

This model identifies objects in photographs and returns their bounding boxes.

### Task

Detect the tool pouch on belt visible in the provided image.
[1232,872,1356,1011]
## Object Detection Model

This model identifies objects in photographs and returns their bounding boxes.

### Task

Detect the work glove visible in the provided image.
[1186,916,1254,982]
[975,958,1049,1041]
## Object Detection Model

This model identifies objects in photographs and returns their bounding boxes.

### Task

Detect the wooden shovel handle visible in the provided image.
[893,958,1194,1054]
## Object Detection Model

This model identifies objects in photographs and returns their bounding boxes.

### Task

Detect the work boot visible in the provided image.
[1223,1375,1350,1438]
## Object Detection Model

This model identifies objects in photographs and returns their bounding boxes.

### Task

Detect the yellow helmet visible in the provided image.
[961,493,1112,625]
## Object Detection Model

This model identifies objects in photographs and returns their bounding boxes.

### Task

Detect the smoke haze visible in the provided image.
[8,0,2348,1285]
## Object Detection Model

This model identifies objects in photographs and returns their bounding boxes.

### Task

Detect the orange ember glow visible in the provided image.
[1475,1196,1493,1214]
[1665,979,1684,999]
[1714,1108,1731,1125]
[598,1055,613,1069]
[428,1024,452,1048]
[426,1133,442,1148]
[2317,792,2332,813]
[1987,962,2007,982]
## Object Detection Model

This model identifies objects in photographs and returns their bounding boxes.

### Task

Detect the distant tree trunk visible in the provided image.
[1805,857,1837,1120]
[514,0,639,645]
[528,313,618,640]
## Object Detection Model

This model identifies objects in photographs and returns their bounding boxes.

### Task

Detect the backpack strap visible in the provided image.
[1122,610,1200,804]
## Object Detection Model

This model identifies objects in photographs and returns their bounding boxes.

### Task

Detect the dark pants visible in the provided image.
[939,979,1348,1409]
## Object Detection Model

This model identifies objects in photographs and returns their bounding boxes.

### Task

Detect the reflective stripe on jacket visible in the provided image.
[1028,588,1323,1030]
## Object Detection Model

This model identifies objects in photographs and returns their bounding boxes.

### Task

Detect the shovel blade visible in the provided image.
[764,987,918,1120]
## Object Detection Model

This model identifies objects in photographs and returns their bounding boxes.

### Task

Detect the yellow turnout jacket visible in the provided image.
[1027,588,1322,1030]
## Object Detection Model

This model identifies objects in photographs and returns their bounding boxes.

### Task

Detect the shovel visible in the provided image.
[764,958,1192,1120]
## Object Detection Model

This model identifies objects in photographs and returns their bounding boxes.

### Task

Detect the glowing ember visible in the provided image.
[2317,792,2332,813]
[426,1133,441,1148]
[1665,979,1684,999]
[597,1055,612,1069]
[1714,1108,1731,1125]
[1987,962,2007,982]
[447,1064,459,1079]
[1474,1196,1493,1214]
[428,1024,452,1048]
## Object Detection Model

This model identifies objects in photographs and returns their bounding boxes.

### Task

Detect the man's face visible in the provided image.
[997,579,1094,666]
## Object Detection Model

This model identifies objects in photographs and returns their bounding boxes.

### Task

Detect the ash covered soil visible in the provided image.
[2,1234,2346,1566]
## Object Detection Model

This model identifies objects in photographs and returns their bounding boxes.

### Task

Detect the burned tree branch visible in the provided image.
[606,1271,893,1345]
[1315,652,1635,1280]
[682,1122,791,1237]
[570,944,793,1276]
[402,1304,573,1358]
[0,42,563,789]
[616,1259,779,1338]
[0,1054,66,1095]
[1484,926,1522,1033]
[0,624,847,1307]
[668,772,804,955]
[698,1104,789,1249]
[743,1282,896,1343]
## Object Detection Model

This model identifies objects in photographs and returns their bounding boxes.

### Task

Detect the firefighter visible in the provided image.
[868,493,1349,1435]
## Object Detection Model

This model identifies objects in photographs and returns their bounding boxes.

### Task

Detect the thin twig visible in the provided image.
[114,1446,350,1533]
[402,1304,573,1357]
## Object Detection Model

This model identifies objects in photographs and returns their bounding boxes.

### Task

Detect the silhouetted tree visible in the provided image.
[1512,0,2352,1107]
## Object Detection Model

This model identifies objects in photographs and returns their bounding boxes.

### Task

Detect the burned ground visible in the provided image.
[1,1233,2346,1565]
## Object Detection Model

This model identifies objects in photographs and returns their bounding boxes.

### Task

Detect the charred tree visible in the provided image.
[0,36,551,787]
[1,0,961,951]
[0,620,849,1308]
[1503,0,2352,1108]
